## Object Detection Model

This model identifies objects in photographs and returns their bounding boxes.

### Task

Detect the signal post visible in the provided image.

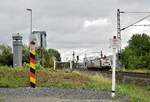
[110,36,121,97]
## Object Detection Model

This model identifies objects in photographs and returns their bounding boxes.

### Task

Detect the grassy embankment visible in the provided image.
[122,68,150,73]
[0,66,149,102]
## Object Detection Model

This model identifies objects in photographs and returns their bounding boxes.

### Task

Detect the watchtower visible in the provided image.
[12,33,22,67]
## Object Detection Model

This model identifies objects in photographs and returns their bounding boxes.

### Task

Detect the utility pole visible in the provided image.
[117,9,150,61]
[26,8,32,39]
[73,51,75,61]
[117,9,121,40]
[117,9,150,39]
[117,9,122,68]
[100,50,103,58]
[76,55,79,68]
[72,51,75,67]
[84,53,87,69]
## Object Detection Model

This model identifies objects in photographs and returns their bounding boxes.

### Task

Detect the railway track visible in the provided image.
[76,69,150,78]
[116,71,150,78]
[74,69,150,86]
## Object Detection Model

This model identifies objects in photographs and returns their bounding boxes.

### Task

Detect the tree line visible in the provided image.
[121,33,150,69]
[0,44,61,68]
[0,33,150,70]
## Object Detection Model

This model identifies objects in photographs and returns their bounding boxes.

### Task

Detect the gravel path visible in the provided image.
[0,87,129,102]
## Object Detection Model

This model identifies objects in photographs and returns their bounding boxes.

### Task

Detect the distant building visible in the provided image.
[32,31,47,65]
[32,31,47,49]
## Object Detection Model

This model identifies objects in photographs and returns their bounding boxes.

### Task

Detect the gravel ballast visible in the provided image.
[0,87,129,102]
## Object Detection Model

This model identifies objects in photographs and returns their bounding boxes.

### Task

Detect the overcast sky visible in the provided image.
[0,0,150,61]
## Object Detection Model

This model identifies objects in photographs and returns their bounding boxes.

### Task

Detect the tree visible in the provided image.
[22,46,61,68]
[0,44,30,66]
[0,44,61,68]
[47,48,61,61]
[0,44,13,66]
[128,34,150,56]
[43,48,61,68]
[22,45,29,63]
[122,34,150,69]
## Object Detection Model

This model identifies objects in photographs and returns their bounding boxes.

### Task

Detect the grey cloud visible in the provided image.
[0,0,150,56]
[32,0,116,18]
[34,17,84,34]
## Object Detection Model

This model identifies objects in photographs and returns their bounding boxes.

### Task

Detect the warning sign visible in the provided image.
[110,36,121,48]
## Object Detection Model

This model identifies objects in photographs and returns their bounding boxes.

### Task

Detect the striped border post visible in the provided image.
[29,41,36,88]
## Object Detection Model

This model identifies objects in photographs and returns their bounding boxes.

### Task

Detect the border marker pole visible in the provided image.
[29,41,36,88]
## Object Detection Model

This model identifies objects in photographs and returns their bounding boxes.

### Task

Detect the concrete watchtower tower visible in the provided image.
[12,33,23,67]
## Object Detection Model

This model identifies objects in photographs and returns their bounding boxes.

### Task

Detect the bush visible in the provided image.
[122,34,150,69]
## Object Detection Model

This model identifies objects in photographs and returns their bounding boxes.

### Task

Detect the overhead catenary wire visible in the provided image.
[132,24,150,26]
[121,11,150,14]
[121,14,150,31]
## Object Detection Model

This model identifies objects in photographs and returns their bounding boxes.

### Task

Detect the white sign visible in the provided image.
[110,37,121,48]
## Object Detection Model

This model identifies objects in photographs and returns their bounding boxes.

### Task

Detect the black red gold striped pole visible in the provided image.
[29,41,36,88]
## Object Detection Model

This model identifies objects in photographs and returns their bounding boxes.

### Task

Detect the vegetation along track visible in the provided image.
[75,69,150,86]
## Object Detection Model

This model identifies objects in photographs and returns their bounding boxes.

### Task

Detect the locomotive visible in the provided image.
[84,51,111,70]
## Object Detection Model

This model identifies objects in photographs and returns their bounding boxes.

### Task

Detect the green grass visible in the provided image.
[0,66,111,90]
[0,66,149,102]
[37,70,112,91]
[0,66,29,87]
[122,68,150,73]
[117,84,150,102]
